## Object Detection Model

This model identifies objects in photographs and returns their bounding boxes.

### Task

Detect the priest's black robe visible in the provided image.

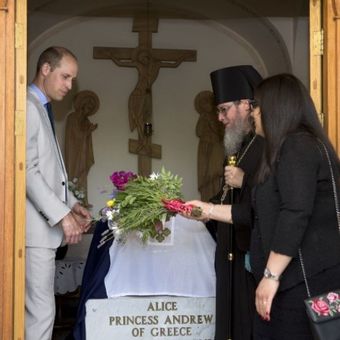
[208,133,264,340]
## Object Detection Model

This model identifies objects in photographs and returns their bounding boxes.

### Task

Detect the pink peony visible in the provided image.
[109,171,136,190]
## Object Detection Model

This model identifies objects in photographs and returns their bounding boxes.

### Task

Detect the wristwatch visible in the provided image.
[263,268,281,281]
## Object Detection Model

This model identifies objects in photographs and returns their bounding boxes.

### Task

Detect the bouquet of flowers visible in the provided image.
[98,168,201,246]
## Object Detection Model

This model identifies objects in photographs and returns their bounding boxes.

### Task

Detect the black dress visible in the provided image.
[251,225,340,340]
[249,133,340,339]
[209,133,264,340]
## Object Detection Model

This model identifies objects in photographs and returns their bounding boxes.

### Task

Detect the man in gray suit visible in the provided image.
[26,46,92,340]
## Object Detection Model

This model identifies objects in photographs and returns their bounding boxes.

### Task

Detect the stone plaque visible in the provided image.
[86,296,215,339]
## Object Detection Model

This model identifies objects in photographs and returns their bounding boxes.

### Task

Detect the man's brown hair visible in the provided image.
[36,46,77,74]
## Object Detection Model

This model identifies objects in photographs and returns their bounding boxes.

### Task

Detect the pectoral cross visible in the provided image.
[93,17,197,176]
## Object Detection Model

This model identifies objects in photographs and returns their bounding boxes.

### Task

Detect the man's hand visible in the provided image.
[72,203,92,232]
[61,212,83,244]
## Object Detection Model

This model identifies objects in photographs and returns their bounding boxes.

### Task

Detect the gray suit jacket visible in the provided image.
[26,87,78,248]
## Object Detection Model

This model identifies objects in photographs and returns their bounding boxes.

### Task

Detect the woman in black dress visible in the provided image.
[184,73,340,339]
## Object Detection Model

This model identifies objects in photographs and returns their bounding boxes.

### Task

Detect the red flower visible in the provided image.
[311,299,330,316]
[163,199,193,214]
[162,199,202,217]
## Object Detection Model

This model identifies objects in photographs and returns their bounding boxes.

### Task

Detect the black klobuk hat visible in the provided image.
[210,65,263,105]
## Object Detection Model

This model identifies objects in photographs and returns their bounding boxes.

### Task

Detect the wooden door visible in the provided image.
[0,0,26,339]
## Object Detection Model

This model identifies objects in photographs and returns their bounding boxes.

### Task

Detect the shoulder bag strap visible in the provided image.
[299,140,340,298]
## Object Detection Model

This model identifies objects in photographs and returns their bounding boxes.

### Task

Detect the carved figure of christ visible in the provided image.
[93,17,197,176]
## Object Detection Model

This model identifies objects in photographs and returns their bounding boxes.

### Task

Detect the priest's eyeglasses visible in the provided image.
[216,103,235,116]
[249,99,259,110]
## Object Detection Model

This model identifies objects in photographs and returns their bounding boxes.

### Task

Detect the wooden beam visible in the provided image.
[129,137,162,176]
[309,0,323,123]
[0,0,15,338]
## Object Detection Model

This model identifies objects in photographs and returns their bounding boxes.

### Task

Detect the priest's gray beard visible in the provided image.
[224,113,250,156]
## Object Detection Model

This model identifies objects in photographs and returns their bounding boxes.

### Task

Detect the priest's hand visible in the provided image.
[224,165,244,188]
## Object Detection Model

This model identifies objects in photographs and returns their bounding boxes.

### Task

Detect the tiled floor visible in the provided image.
[52,294,78,340]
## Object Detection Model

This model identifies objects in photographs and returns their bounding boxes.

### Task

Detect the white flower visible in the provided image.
[149,172,159,180]
[108,220,119,231]
[113,228,123,236]
[136,231,144,239]
[106,210,114,220]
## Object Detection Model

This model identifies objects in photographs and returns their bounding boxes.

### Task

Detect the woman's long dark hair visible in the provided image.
[255,73,340,183]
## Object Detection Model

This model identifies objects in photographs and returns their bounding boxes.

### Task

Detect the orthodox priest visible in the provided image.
[207,65,264,339]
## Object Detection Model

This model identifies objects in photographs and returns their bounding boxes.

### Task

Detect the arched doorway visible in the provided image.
[1,1,340,339]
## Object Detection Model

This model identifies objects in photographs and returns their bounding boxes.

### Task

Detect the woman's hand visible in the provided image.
[182,200,212,221]
[256,252,292,321]
[182,200,233,224]
[255,277,280,321]
[224,166,244,188]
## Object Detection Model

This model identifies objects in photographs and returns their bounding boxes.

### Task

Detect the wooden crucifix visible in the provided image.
[93,17,197,176]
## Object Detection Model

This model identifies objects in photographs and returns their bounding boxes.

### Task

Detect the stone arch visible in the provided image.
[29,1,292,76]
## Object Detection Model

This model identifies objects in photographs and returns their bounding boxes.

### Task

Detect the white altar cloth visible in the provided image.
[104,215,216,297]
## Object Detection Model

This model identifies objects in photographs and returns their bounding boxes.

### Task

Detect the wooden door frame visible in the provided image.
[0,0,26,339]
[310,0,340,156]
[323,0,340,154]
[310,0,323,120]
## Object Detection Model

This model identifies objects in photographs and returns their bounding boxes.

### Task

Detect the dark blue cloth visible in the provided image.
[72,221,113,340]
[44,102,55,134]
